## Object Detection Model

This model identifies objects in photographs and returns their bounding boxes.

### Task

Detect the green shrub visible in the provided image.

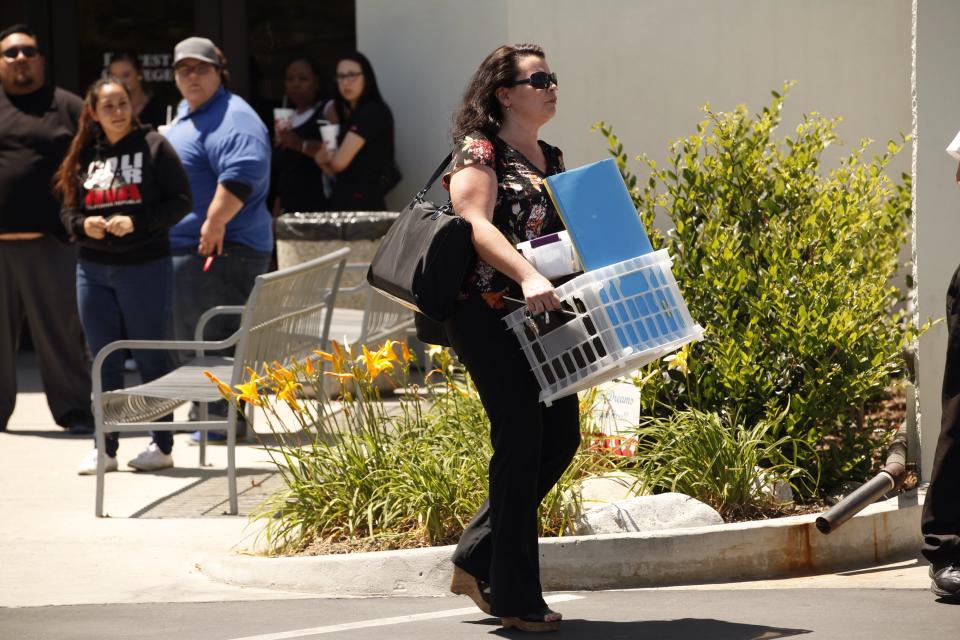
[625,408,815,519]
[594,83,920,493]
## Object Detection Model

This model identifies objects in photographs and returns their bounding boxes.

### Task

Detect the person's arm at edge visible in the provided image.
[201,131,268,255]
[200,183,245,256]
[449,164,560,313]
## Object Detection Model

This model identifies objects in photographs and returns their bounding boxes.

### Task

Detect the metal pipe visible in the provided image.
[815,424,909,535]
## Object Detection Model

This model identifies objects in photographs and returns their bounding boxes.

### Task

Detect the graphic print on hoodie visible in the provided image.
[83,151,144,210]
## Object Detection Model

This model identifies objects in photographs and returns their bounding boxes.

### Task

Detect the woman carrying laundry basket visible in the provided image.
[443,43,580,633]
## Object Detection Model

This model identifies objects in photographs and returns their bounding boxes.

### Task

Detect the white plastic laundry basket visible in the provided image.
[503,249,703,405]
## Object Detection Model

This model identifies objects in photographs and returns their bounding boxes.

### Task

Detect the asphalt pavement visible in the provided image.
[2,587,956,640]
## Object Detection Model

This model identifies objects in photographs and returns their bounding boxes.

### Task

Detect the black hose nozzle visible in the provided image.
[815,424,909,535]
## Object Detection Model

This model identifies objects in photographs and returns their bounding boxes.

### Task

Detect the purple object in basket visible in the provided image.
[530,232,561,248]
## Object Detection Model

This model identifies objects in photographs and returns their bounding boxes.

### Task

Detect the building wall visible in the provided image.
[356,0,509,204]
[360,1,960,476]
[359,0,911,208]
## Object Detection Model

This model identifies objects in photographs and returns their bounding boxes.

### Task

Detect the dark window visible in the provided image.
[246,0,356,126]
[76,0,193,121]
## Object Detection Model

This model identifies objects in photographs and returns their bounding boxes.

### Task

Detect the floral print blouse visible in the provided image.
[443,132,566,310]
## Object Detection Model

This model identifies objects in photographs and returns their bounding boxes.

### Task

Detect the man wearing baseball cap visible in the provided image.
[164,36,272,441]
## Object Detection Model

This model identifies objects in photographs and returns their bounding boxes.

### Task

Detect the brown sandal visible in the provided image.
[450,565,492,615]
[500,609,562,633]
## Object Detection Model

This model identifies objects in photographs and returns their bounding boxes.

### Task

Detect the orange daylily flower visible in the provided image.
[276,380,303,411]
[376,340,398,361]
[203,370,233,398]
[361,344,394,378]
[235,368,265,406]
[234,380,263,406]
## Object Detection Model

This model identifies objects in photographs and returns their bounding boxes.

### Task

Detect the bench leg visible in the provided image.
[95,426,106,517]
[227,412,238,515]
[198,402,208,467]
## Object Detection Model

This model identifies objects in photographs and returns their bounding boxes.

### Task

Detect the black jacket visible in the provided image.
[0,85,82,239]
[60,126,192,264]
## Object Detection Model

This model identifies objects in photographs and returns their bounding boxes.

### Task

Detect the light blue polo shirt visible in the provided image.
[165,86,272,252]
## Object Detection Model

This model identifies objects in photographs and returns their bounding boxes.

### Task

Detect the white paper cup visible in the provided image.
[273,108,295,135]
[319,123,339,151]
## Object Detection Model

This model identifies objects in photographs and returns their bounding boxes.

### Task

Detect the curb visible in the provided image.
[199,496,921,597]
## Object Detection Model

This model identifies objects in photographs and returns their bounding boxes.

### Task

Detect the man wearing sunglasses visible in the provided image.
[0,24,93,435]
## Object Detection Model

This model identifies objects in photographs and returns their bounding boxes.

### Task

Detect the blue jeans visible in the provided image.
[171,243,271,421]
[76,257,174,457]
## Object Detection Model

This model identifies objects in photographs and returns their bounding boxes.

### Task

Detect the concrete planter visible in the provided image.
[199,495,921,597]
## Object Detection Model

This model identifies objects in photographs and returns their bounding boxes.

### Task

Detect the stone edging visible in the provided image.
[199,496,921,597]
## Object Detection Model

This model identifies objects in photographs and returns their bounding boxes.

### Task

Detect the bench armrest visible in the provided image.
[337,263,373,296]
[91,334,242,394]
[194,305,247,341]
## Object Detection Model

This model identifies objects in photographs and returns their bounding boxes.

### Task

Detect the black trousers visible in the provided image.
[922,263,960,563]
[446,296,581,618]
[0,236,93,430]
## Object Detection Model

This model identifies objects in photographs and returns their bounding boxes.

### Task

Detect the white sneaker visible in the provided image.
[127,442,174,472]
[77,449,118,476]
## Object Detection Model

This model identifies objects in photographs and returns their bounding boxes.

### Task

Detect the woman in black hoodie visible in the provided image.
[54,76,192,475]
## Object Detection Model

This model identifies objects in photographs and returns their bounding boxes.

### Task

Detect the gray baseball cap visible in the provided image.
[173,37,220,66]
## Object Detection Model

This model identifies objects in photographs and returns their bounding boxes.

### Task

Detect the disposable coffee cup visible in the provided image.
[273,107,295,135]
[319,122,339,151]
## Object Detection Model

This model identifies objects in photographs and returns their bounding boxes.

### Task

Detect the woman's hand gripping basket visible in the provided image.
[503,249,703,405]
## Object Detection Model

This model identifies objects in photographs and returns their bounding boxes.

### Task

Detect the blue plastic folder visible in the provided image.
[544,158,653,271]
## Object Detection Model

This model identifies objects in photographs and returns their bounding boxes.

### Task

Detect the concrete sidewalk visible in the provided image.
[0,354,309,607]
[0,354,934,609]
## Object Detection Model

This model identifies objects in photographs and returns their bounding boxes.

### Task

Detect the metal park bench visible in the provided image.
[90,247,350,517]
[327,263,415,349]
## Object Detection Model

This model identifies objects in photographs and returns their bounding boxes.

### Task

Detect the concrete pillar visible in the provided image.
[913,0,960,481]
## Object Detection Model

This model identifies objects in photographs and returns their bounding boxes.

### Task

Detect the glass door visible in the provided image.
[76,0,193,123]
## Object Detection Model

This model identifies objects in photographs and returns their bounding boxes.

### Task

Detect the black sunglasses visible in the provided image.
[2,45,39,60]
[509,71,557,90]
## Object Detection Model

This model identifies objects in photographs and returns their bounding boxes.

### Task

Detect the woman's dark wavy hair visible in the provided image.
[452,43,545,144]
[52,77,137,209]
[332,51,387,135]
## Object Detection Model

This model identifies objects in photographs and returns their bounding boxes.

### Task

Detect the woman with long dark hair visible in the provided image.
[53,76,192,475]
[313,51,398,210]
[443,44,578,633]
[107,52,167,129]
[272,57,330,214]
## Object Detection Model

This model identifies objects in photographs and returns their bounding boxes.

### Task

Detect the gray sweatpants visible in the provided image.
[0,236,93,430]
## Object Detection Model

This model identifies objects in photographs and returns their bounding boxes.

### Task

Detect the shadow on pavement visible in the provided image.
[128,468,278,518]
[838,558,922,576]
[484,617,811,639]
[2,428,86,439]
